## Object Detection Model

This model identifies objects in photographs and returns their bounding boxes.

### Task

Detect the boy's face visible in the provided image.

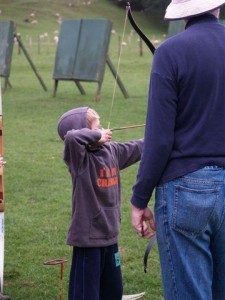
[91,118,102,130]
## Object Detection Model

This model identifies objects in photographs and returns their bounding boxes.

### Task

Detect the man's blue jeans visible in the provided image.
[155,166,225,300]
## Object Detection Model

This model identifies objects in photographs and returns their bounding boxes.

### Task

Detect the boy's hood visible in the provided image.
[57,107,89,140]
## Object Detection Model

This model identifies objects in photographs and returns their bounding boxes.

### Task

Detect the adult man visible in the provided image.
[130,0,225,299]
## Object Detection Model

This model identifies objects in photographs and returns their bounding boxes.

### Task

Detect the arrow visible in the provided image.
[111,124,145,132]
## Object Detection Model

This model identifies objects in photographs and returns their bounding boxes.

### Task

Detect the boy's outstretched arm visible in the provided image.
[131,205,156,239]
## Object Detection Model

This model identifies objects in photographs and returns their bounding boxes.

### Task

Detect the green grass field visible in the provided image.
[0,0,167,299]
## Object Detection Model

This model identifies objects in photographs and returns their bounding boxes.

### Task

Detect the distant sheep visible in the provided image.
[54,36,59,44]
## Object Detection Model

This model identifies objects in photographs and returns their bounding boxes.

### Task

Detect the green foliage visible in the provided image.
[142,0,170,15]
[108,0,170,16]
[0,0,166,299]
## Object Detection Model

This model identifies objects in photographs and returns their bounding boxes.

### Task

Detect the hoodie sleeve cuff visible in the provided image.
[130,194,149,209]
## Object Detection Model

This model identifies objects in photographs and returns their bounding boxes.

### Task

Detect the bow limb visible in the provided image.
[126,2,155,55]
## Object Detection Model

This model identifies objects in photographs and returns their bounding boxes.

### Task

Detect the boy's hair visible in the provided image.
[86,108,100,129]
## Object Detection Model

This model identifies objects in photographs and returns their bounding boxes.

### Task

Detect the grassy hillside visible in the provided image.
[0,0,167,299]
[0,0,166,37]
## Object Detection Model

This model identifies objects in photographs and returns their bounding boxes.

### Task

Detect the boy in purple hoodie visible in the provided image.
[57,107,144,300]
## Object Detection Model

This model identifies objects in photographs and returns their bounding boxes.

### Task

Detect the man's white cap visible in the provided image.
[165,0,225,20]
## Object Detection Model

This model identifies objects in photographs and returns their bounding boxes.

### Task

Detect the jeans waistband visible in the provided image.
[178,166,225,184]
[203,166,225,170]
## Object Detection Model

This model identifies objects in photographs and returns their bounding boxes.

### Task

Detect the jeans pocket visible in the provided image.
[172,185,217,237]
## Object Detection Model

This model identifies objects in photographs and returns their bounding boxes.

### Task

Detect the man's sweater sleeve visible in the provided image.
[131,47,178,209]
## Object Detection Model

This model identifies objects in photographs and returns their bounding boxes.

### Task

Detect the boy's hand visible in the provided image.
[98,129,112,145]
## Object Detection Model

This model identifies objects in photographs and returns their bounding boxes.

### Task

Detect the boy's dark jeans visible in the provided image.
[69,244,123,300]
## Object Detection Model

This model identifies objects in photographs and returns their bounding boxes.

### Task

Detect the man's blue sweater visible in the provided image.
[131,14,225,209]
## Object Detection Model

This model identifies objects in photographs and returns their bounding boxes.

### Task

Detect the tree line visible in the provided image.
[110,0,225,19]
[110,0,171,17]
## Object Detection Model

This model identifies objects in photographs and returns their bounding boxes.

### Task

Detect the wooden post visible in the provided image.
[139,38,143,56]
[0,80,5,294]
[15,34,48,91]
[106,55,129,99]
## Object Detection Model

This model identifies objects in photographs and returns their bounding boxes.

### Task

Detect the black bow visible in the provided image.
[126,2,155,55]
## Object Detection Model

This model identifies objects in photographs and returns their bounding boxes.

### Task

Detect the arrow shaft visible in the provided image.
[111,124,145,132]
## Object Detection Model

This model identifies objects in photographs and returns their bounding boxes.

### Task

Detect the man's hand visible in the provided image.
[131,205,156,239]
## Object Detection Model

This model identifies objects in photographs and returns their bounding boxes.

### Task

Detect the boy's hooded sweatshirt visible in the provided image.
[58,107,143,247]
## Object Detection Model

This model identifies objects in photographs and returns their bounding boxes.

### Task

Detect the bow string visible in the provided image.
[127,2,158,273]
[107,3,156,132]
